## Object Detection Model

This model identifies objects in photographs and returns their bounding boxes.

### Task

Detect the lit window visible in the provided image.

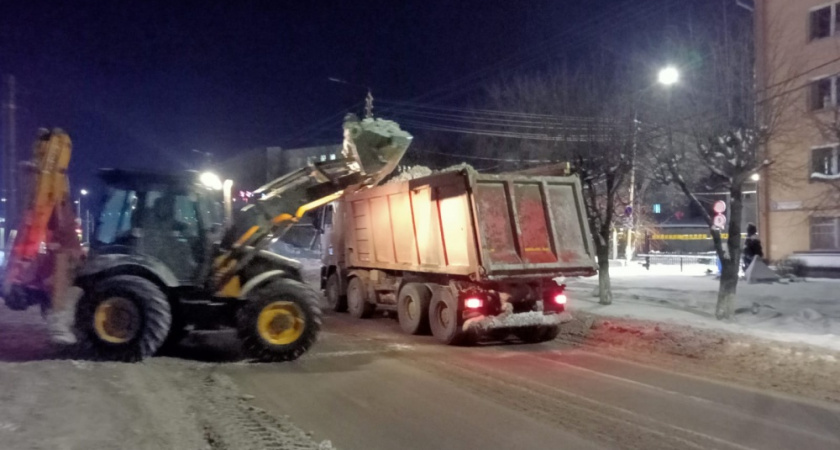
[320,155,327,162]
[329,154,336,160]
[653,204,662,214]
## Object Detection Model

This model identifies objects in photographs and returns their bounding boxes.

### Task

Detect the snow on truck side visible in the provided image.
[319,167,597,344]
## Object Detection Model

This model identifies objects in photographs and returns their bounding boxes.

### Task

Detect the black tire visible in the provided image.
[542,325,561,341]
[346,277,374,319]
[237,278,322,362]
[75,275,172,362]
[429,290,469,345]
[325,273,347,313]
[157,312,189,354]
[515,326,558,344]
[397,283,431,335]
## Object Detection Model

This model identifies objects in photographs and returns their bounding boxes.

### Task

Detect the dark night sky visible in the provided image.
[0,0,684,190]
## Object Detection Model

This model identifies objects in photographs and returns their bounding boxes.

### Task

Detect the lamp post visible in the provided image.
[625,67,680,265]
[79,189,88,242]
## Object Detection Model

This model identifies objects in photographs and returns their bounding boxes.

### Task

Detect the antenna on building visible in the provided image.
[364,89,374,119]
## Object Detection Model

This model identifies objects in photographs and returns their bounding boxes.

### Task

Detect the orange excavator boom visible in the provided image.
[2,129,83,311]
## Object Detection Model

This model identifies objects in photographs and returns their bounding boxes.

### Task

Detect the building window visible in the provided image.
[329,154,336,161]
[810,217,840,250]
[810,77,836,110]
[320,154,327,162]
[811,146,840,179]
[810,5,834,41]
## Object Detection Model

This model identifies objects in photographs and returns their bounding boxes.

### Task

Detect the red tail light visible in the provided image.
[464,297,483,309]
[553,293,567,305]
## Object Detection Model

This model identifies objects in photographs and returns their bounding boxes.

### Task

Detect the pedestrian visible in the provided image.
[743,223,763,270]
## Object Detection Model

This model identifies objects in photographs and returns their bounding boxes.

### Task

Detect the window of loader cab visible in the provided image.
[323,205,334,227]
[96,188,137,244]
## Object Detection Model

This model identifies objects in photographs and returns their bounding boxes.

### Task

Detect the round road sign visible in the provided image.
[713,200,727,214]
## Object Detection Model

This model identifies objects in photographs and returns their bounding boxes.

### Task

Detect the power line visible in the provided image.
[404,0,673,106]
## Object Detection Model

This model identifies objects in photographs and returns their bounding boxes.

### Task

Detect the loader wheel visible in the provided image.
[397,283,431,335]
[325,273,347,313]
[76,275,172,362]
[429,290,471,345]
[238,278,322,362]
[347,277,374,319]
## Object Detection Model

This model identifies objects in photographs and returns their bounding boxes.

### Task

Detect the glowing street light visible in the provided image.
[751,173,760,181]
[80,189,89,196]
[658,66,680,86]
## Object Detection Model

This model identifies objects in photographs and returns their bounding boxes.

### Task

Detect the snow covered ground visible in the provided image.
[565,263,840,352]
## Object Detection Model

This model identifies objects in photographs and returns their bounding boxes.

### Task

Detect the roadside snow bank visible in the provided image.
[565,264,840,351]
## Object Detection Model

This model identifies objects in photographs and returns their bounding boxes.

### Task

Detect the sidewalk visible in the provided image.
[564,264,840,352]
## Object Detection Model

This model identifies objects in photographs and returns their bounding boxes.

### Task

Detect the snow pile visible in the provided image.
[387,163,477,184]
[389,165,433,182]
[565,264,840,351]
[439,162,475,173]
[811,172,840,180]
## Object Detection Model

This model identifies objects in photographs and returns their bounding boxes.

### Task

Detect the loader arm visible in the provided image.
[212,115,412,293]
[2,129,83,311]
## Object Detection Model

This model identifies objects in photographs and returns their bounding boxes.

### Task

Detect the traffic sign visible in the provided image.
[713,214,727,229]
[713,200,727,214]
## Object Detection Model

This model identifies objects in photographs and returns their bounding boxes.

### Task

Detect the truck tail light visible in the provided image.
[464,297,483,309]
[554,293,567,305]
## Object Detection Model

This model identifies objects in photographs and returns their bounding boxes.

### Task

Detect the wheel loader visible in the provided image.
[1,115,412,362]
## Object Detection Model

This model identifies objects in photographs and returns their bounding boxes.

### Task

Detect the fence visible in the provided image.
[635,253,717,272]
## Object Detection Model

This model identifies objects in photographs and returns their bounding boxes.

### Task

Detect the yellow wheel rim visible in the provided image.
[94,297,141,344]
[257,301,306,345]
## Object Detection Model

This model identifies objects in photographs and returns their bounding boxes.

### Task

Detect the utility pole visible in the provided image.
[3,75,17,242]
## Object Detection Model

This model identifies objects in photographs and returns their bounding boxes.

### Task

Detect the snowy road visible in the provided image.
[2,302,840,449]
[223,314,840,450]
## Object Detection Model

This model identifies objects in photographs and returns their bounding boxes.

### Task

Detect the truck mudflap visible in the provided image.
[462,310,572,333]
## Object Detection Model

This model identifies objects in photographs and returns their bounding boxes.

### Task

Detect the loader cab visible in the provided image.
[91,169,225,284]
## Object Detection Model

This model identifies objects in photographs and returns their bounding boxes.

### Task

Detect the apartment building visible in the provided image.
[756,0,840,260]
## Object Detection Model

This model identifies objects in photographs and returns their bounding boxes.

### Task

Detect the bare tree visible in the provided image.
[471,64,637,305]
[650,5,799,319]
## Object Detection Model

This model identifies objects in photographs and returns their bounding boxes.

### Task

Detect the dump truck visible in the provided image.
[320,168,597,344]
[1,115,412,361]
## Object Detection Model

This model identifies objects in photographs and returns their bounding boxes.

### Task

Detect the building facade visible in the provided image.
[216,144,341,192]
[756,0,840,260]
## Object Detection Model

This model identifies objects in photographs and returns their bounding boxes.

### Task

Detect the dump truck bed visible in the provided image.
[343,169,597,280]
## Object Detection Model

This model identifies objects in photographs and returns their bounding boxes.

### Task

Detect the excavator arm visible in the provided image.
[2,129,83,311]
[213,115,412,293]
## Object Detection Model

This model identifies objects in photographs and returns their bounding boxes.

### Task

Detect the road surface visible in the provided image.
[2,302,840,450]
[221,313,840,450]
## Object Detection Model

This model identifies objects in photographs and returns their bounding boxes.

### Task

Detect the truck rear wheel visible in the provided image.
[75,275,172,362]
[238,278,322,362]
[347,277,374,319]
[397,283,431,335]
[325,273,347,313]
[429,290,471,345]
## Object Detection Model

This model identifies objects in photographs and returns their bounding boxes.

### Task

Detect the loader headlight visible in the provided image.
[200,172,223,190]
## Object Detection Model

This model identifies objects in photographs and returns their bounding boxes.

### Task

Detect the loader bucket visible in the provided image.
[342,115,413,186]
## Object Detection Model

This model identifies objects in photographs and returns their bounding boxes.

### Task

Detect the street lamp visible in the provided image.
[78,189,89,242]
[751,173,760,181]
[658,66,680,86]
